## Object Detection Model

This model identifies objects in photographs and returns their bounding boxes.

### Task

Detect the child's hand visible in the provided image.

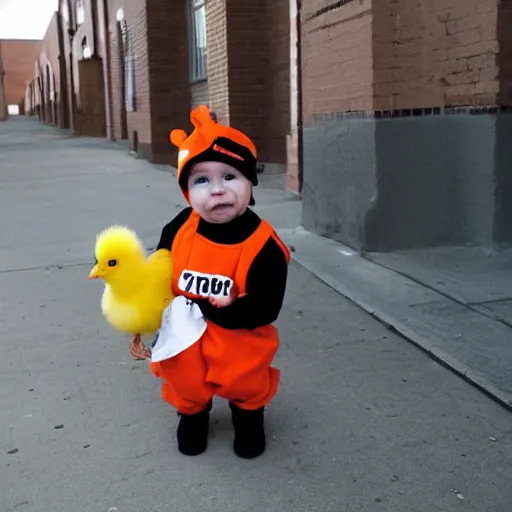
[208,284,246,308]
[208,295,235,308]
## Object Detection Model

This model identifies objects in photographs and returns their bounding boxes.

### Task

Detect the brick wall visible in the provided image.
[56,11,70,128]
[263,0,290,163]
[301,0,373,125]
[105,1,124,140]
[1,39,41,106]
[96,0,114,138]
[59,0,76,130]
[190,81,209,109]
[73,0,99,108]
[37,12,65,126]
[146,0,190,164]
[206,0,230,124]
[70,0,109,137]
[105,0,151,150]
[74,0,101,60]
[372,0,499,110]
[226,0,271,151]
[206,0,290,164]
[17,0,291,172]
[126,6,150,149]
[301,0,502,118]
[497,0,512,106]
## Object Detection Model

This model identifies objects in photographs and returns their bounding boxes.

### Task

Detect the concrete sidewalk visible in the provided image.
[2,117,512,512]
[279,229,512,411]
[0,117,301,272]
[2,116,510,411]
[2,116,511,409]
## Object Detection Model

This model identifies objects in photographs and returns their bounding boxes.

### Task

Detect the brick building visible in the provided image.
[26,12,69,128]
[299,0,512,252]
[0,39,41,115]
[25,0,291,170]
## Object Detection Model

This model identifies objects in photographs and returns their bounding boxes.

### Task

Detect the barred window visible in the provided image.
[190,0,207,82]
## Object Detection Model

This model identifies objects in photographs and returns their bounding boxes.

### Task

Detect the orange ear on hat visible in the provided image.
[190,104,214,129]
[169,129,188,148]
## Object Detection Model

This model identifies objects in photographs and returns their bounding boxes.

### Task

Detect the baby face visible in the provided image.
[187,161,252,224]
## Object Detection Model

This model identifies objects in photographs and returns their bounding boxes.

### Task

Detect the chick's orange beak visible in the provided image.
[88,264,101,280]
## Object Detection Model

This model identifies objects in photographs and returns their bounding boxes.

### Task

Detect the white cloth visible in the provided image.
[150,295,207,363]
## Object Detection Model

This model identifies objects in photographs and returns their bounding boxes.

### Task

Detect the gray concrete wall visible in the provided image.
[302,113,510,252]
[451,115,496,248]
[494,114,512,247]
[372,116,461,250]
[374,115,498,250]
[302,118,377,252]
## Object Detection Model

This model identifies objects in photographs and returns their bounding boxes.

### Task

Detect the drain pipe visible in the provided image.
[296,0,304,193]
[66,0,76,132]
[57,11,70,128]
[102,0,114,139]
[0,41,7,120]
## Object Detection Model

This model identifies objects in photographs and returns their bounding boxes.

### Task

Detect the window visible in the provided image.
[118,18,136,112]
[76,0,85,25]
[125,53,136,112]
[190,0,207,82]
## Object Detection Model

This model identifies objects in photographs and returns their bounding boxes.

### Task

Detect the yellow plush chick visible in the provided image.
[88,225,173,359]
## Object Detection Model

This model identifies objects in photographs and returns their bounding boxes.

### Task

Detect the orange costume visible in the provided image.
[150,105,290,458]
[150,209,289,414]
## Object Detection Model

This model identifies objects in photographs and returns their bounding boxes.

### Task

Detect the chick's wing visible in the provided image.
[146,248,174,286]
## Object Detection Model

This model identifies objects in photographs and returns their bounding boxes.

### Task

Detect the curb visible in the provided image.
[287,244,512,414]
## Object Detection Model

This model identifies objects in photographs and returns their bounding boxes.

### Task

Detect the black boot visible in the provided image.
[230,403,265,459]
[176,408,209,456]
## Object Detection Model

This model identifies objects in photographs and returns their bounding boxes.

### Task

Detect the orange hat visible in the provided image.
[169,105,258,204]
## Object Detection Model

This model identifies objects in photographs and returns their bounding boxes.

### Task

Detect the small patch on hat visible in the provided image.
[213,144,244,162]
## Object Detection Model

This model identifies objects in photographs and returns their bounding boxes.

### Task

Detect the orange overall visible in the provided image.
[149,211,290,414]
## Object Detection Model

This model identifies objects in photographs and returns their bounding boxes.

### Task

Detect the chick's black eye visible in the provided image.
[108,259,117,267]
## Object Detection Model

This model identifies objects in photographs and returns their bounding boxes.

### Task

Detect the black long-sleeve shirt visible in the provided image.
[157,207,288,330]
